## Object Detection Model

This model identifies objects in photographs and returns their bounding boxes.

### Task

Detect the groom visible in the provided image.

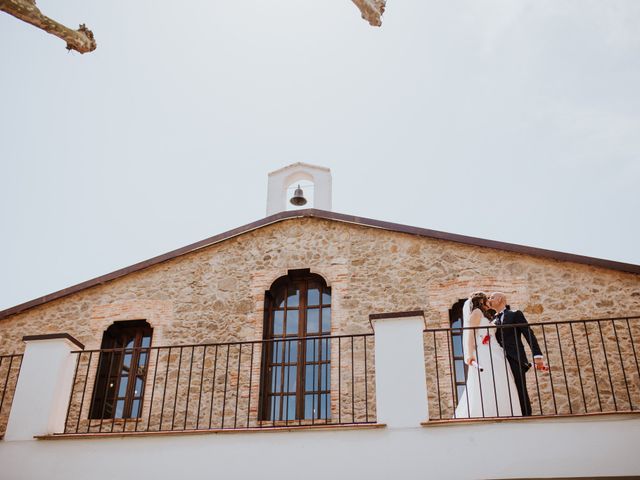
[488,292,545,416]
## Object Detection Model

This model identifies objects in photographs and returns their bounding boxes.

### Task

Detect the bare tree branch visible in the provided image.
[1,0,378,56]
[351,0,386,27]
[0,0,96,53]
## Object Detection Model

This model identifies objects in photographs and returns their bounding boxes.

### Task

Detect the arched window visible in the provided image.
[261,270,331,421]
[90,320,152,419]
[449,299,467,403]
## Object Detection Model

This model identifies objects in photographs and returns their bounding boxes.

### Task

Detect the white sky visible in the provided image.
[1,1,639,311]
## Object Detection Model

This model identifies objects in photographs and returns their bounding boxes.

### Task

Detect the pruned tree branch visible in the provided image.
[1,0,378,56]
[351,0,386,27]
[0,0,96,53]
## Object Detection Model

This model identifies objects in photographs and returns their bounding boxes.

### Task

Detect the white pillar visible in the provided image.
[370,311,428,428]
[4,334,83,441]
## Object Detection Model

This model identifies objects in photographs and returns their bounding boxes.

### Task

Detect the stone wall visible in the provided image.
[0,217,639,432]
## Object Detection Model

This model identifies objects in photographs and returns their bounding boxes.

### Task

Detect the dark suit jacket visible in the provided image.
[495,309,543,370]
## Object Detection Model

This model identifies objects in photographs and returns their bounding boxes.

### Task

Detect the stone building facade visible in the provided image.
[1,210,639,434]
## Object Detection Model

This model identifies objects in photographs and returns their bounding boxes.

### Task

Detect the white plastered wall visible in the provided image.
[1,415,639,480]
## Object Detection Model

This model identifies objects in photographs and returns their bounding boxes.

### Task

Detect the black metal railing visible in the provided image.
[0,354,23,437]
[61,333,376,434]
[424,316,640,421]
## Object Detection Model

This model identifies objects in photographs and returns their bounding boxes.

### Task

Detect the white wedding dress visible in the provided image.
[454,299,522,418]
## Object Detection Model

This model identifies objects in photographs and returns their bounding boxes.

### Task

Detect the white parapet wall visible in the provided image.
[0,415,639,479]
[2,324,640,479]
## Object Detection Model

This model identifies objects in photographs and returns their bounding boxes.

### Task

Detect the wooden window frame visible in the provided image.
[89,320,153,420]
[449,299,468,405]
[260,270,331,421]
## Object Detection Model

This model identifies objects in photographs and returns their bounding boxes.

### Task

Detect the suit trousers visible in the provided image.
[507,356,532,416]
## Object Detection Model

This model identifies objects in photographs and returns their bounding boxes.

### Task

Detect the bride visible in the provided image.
[454,292,522,418]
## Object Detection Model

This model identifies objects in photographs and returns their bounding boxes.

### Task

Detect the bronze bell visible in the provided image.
[290,184,307,206]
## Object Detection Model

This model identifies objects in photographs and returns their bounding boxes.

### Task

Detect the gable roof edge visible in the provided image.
[1,208,638,320]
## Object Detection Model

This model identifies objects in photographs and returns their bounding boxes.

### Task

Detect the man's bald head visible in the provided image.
[489,292,507,311]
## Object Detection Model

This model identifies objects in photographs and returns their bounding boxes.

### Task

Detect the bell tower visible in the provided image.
[266,163,332,216]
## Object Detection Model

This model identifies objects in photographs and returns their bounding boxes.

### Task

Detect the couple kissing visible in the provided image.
[455,291,547,418]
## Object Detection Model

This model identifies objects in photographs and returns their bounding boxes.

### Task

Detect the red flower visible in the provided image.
[482,334,490,345]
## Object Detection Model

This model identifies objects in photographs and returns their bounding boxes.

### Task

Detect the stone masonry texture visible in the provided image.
[0,217,639,432]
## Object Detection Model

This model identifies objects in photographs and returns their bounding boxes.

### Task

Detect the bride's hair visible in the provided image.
[469,291,488,312]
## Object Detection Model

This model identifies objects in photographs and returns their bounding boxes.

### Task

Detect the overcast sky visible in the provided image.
[1,1,639,311]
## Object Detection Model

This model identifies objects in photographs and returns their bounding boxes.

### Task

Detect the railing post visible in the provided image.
[370,311,428,428]
[4,333,84,441]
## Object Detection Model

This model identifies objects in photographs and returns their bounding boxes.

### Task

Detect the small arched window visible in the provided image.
[260,270,331,421]
[89,320,152,419]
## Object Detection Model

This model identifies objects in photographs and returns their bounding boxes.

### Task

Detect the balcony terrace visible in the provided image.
[1,313,639,480]
[423,316,640,423]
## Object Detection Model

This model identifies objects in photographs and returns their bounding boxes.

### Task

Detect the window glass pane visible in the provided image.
[126,338,135,349]
[455,360,465,381]
[285,366,297,393]
[281,395,290,420]
[286,310,299,335]
[141,336,151,348]
[451,318,462,329]
[131,399,141,418]
[123,353,132,368]
[271,396,281,421]
[285,395,296,420]
[321,307,331,332]
[284,340,298,362]
[282,365,290,392]
[304,394,317,419]
[305,364,318,391]
[118,376,129,397]
[273,310,284,335]
[306,309,319,334]
[115,399,125,419]
[320,338,330,361]
[287,286,299,308]
[104,399,114,418]
[307,286,320,306]
[322,289,331,305]
[305,339,317,362]
[452,335,463,356]
[138,352,148,368]
[320,363,329,390]
[272,341,283,363]
[109,353,121,375]
[320,394,330,419]
[271,366,282,393]
[134,377,143,396]
[274,290,286,309]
